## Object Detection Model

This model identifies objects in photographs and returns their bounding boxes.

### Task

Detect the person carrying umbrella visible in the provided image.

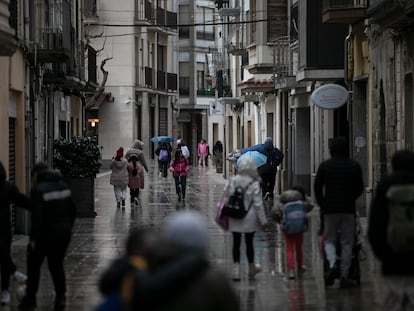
[155,143,171,178]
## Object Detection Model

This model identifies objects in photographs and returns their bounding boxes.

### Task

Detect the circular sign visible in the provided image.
[311,84,349,109]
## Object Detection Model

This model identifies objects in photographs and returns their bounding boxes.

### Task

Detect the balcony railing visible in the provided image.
[322,0,367,24]
[167,73,177,91]
[157,70,166,90]
[273,36,294,84]
[227,42,246,56]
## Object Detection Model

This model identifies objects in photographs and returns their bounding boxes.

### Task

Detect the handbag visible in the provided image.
[215,181,231,231]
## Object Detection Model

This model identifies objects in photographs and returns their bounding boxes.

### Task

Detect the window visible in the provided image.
[195,5,214,41]
[250,0,256,43]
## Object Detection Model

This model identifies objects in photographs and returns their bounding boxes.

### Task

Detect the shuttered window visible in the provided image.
[159,108,168,136]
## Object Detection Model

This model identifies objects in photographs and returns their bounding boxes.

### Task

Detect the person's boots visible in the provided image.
[248,263,261,279]
[232,263,241,281]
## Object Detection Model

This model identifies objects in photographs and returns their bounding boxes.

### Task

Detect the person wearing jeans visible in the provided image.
[314,136,363,288]
[170,150,189,201]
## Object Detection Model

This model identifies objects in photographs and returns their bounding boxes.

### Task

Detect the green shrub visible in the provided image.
[53,136,102,178]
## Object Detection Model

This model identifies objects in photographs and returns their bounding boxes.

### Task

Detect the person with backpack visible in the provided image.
[155,143,171,178]
[368,150,414,310]
[169,150,189,201]
[314,136,363,288]
[127,155,145,206]
[224,157,267,281]
[271,186,313,279]
[110,147,129,209]
[258,137,284,200]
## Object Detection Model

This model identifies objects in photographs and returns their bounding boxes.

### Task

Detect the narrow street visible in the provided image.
[7,159,386,311]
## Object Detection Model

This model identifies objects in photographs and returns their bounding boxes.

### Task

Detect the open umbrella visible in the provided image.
[241,143,264,154]
[150,136,174,143]
[236,150,267,168]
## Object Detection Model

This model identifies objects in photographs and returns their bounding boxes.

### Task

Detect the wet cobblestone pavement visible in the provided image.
[6,160,388,311]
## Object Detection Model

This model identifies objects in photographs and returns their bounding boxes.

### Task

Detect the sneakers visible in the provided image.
[248,263,261,279]
[263,192,270,200]
[325,267,336,287]
[14,271,28,283]
[54,295,66,311]
[232,263,241,281]
[287,269,295,279]
[134,197,139,206]
[1,290,11,305]
[340,277,355,288]
[297,266,306,278]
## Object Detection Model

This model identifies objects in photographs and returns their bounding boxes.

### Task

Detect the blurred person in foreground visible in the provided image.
[0,161,29,305]
[368,150,414,311]
[19,163,76,311]
[314,136,363,288]
[95,228,157,311]
[131,211,239,311]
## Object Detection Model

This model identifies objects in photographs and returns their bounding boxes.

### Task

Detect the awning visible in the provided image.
[237,77,274,92]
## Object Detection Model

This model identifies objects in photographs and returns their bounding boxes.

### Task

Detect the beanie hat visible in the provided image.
[116,146,124,157]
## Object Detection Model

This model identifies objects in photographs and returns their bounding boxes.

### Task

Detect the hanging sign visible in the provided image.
[311,84,349,109]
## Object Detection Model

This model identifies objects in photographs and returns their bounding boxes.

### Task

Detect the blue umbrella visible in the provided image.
[241,143,264,154]
[237,150,267,168]
[151,136,174,143]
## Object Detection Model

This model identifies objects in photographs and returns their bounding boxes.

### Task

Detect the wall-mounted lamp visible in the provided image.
[88,118,99,127]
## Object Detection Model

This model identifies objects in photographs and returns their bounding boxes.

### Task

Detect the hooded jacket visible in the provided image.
[30,169,76,241]
[125,140,149,172]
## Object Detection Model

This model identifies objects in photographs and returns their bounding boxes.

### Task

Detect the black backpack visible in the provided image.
[222,180,255,219]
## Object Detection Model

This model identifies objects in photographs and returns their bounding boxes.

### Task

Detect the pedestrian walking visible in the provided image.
[213,140,224,173]
[272,186,313,279]
[125,139,149,173]
[110,147,129,209]
[258,137,283,200]
[169,149,189,201]
[368,149,414,310]
[155,143,171,178]
[224,157,267,280]
[95,228,157,311]
[127,155,144,206]
[0,161,29,306]
[197,139,208,167]
[314,136,363,288]
[18,163,76,311]
[130,211,239,311]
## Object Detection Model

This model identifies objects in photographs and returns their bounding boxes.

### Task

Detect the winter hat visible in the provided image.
[163,211,209,254]
[116,146,124,157]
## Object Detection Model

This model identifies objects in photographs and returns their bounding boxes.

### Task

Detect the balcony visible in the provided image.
[227,42,246,56]
[36,29,71,63]
[367,0,414,29]
[83,0,98,23]
[322,0,367,24]
[272,37,296,89]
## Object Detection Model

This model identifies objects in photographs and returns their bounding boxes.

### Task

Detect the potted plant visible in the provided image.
[53,136,102,217]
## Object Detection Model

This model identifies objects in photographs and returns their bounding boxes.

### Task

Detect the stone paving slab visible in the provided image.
[6,159,388,311]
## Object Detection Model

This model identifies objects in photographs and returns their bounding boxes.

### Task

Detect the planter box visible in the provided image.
[65,177,96,218]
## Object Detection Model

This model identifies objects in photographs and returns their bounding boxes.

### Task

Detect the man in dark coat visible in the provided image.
[258,137,283,200]
[314,136,363,288]
[19,163,76,311]
[368,150,414,310]
[0,161,29,305]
